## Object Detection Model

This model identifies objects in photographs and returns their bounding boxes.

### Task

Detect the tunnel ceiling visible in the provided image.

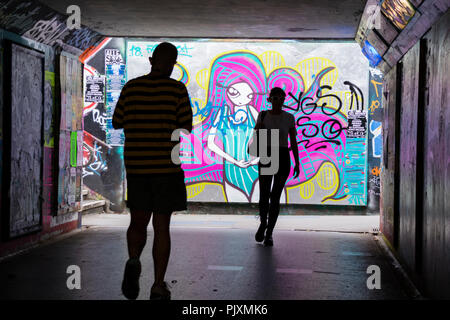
[39,0,367,39]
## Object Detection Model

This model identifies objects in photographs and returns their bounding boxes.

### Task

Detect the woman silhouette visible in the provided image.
[254,87,300,246]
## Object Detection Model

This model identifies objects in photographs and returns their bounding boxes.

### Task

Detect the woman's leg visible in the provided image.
[266,148,291,235]
[266,174,289,233]
[258,167,273,224]
[255,164,273,242]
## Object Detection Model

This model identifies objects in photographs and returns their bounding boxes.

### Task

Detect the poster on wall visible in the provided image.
[347,110,367,138]
[84,75,105,103]
[2,42,44,238]
[125,40,370,206]
[57,54,83,215]
[105,49,125,146]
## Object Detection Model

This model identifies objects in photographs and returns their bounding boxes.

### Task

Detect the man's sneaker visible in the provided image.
[150,281,171,300]
[121,258,141,300]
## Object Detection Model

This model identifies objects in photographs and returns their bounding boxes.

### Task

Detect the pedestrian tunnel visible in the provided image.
[0,0,448,300]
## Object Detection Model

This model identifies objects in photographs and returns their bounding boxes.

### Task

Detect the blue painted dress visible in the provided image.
[217,104,259,199]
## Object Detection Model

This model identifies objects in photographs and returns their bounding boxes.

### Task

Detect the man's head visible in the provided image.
[149,42,178,77]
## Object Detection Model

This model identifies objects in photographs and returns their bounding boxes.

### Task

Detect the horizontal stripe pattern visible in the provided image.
[112,74,193,175]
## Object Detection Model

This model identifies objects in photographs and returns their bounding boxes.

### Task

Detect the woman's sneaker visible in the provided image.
[121,258,141,300]
[255,222,267,242]
[263,232,273,247]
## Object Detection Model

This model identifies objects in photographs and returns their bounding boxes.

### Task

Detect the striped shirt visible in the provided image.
[112,74,193,176]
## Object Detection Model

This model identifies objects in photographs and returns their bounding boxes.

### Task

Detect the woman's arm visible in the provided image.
[251,107,264,131]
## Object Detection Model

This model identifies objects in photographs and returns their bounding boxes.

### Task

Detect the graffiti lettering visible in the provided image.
[92,109,107,126]
[371,79,383,97]
[129,43,193,58]
[296,116,342,151]
[287,85,343,115]
[64,28,100,51]
[82,141,108,178]
[289,84,347,151]
[344,81,365,111]
[23,16,69,46]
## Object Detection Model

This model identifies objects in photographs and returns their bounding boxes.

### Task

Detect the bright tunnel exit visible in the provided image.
[82,38,383,217]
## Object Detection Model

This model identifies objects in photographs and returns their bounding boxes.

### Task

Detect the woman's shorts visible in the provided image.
[126,171,187,214]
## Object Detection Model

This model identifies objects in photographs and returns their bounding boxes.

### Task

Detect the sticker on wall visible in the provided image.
[70,131,78,167]
[381,0,416,30]
[362,40,382,67]
[369,120,382,158]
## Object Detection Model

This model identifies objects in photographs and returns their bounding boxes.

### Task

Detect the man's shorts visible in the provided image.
[126,171,187,214]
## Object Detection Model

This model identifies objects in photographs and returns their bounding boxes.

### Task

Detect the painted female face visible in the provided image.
[226,82,254,107]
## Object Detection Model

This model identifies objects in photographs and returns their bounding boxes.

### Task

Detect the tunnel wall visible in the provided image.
[0,29,82,258]
[356,0,449,298]
[86,39,373,206]
[381,10,449,299]
[420,11,450,299]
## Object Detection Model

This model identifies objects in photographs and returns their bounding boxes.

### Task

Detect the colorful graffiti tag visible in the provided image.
[367,68,384,211]
[125,41,369,205]
[381,0,416,30]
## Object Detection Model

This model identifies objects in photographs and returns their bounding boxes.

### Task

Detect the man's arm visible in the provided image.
[112,85,127,129]
[177,84,193,133]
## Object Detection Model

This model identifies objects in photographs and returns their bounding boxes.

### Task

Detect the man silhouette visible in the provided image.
[112,42,193,300]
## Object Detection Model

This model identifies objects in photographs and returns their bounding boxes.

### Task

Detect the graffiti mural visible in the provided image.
[125,41,370,206]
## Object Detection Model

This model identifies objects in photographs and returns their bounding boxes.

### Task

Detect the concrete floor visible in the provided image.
[0,214,412,300]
